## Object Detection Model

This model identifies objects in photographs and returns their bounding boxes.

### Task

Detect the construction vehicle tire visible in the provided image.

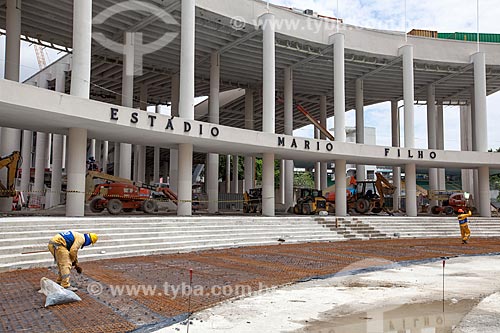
[355,199,370,214]
[89,196,105,213]
[444,206,454,215]
[294,205,299,214]
[302,204,311,215]
[107,199,123,215]
[431,206,441,214]
[142,200,157,214]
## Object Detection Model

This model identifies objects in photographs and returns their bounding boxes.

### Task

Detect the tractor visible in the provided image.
[243,188,262,213]
[430,191,475,215]
[89,182,157,215]
[326,173,396,215]
[293,188,328,215]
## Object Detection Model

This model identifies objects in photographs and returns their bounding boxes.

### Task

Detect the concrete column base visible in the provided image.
[405,164,417,217]
[177,143,193,216]
[335,160,347,217]
[66,128,87,217]
[262,153,275,217]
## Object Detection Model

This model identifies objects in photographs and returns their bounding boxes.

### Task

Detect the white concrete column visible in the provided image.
[0,0,22,211]
[262,153,275,217]
[113,143,120,177]
[4,0,21,81]
[34,133,47,195]
[332,33,346,142]
[171,74,180,117]
[225,155,231,193]
[89,139,96,160]
[49,65,67,207]
[283,68,294,211]
[179,0,195,120]
[437,103,446,190]
[62,135,67,170]
[154,105,161,183]
[279,160,285,205]
[244,89,255,192]
[49,134,63,207]
[176,0,196,216]
[45,134,52,169]
[332,33,346,216]
[427,84,438,207]
[335,160,347,216]
[472,52,490,216]
[405,163,418,217]
[314,130,320,190]
[478,167,490,217]
[153,146,160,182]
[136,85,148,183]
[66,128,87,217]
[260,13,277,215]
[70,0,92,98]
[400,45,415,148]
[133,145,138,181]
[460,105,474,194]
[400,45,417,216]
[119,32,134,180]
[102,141,109,174]
[95,140,102,166]
[20,130,32,192]
[207,153,218,212]
[169,74,180,191]
[207,51,220,213]
[472,52,488,153]
[177,144,193,216]
[355,79,366,181]
[232,155,239,193]
[320,95,328,190]
[391,100,401,211]
[169,150,179,193]
[260,13,275,134]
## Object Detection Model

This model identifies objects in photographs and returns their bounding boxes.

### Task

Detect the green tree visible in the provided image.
[294,171,315,188]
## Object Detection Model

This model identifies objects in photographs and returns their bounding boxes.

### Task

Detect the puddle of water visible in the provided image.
[296,299,478,333]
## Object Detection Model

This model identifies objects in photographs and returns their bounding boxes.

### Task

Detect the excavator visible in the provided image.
[0,151,21,199]
[326,173,396,215]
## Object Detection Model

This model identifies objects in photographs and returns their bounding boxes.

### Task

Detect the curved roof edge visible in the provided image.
[197,0,500,66]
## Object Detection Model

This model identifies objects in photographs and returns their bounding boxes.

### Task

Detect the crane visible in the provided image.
[33,45,47,70]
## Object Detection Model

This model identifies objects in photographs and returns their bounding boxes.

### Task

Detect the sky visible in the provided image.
[1,0,500,149]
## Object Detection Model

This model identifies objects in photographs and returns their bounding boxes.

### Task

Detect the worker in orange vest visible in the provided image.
[457,209,472,244]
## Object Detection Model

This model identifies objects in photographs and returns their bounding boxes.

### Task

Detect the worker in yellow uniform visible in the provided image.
[48,231,98,291]
[457,209,472,244]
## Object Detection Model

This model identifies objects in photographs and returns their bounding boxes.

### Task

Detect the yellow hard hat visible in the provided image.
[89,233,98,244]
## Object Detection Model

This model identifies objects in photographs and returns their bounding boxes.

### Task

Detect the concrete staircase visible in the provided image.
[316,217,389,240]
[2,216,499,272]
[0,216,345,271]
[318,216,500,240]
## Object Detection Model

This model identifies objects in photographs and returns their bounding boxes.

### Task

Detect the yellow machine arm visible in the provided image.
[0,151,21,197]
[374,172,397,213]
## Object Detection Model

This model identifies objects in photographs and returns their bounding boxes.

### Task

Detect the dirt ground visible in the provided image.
[1,238,500,333]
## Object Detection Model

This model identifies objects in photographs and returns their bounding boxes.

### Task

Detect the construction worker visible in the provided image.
[48,231,98,291]
[457,209,472,244]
